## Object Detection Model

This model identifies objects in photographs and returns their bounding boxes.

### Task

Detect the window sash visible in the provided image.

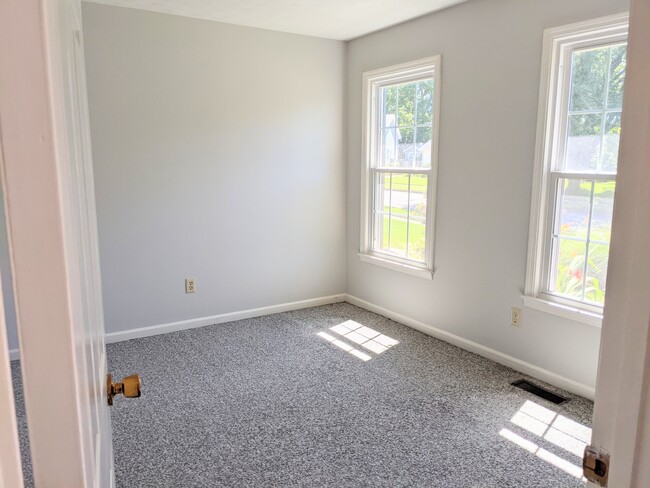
[542,175,615,308]
[370,79,435,171]
[370,170,431,265]
[553,42,627,176]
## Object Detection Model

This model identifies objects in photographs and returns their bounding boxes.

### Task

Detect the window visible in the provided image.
[359,57,441,279]
[525,14,628,325]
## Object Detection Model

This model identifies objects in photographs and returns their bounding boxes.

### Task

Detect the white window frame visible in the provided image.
[524,13,629,327]
[359,56,441,280]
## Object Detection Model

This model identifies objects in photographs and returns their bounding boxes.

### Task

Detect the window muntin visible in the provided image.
[526,14,628,319]
[361,57,440,276]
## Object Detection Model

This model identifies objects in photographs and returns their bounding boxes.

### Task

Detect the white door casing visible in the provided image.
[589,0,650,486]
[0,0,113,486]
[0,139,23,485]
[0,259,23,488]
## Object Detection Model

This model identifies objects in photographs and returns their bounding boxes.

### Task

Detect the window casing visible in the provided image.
[525,14,628,325]
[359,57,441,280]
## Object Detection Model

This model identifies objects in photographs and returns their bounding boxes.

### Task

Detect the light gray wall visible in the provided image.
[346,0,628,389]
[81,3,346,334]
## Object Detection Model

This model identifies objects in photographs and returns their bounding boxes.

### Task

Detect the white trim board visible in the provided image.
[104,294,346,344]
[344,294,595,400]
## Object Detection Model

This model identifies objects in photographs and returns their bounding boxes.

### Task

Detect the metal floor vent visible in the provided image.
[511,379,568,405]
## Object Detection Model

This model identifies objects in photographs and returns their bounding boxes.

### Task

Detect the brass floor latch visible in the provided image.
[107,373,142,406]
[583,445,609,486]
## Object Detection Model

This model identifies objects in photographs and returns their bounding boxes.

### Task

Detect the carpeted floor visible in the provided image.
[12,302,592,487]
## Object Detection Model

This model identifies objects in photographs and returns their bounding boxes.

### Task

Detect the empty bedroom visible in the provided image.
[1,0,649,487]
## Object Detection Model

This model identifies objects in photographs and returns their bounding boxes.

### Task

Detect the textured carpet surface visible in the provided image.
[12,303,592,487]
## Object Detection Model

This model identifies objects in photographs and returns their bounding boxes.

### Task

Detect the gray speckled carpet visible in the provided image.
[12,302,592,487]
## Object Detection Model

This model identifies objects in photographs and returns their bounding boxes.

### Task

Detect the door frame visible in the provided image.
[0,134,23,488]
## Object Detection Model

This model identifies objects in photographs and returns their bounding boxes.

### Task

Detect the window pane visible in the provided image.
[397,83,416,127]
[379,128,397,166]
[602,112,621,172]
[416,80,434,125]
[407,175,428,261]
[569,47,608,112]
[371,173,387,250]
[565,114,601,172]
[381,85,397,128]
[397,126,415,167]
[550,237,586,301]
[590,181,615,243]
[387,173,409,256]
[555,179,592,239]
[415,126,432,168]
[388,215,407,256]
[372,172,407,255]
[396,83,416,167]
[607,44,626,109]
[585,243,609,305]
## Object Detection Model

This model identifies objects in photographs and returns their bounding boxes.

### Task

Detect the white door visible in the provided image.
[0,0,115,486]
[588,0,650,486]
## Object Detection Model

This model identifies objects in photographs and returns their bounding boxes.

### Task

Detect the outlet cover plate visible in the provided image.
[511,307,521,326]
[185,278,196,294]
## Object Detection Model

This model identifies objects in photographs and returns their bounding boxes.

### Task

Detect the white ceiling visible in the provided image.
[85,0,468,40]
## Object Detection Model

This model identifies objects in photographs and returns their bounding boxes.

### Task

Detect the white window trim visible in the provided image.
[359,56,441,280]
[524,12,629,327]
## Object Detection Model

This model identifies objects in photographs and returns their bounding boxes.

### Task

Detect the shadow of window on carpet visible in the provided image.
[500,400,592,480]
[317,320,399,361]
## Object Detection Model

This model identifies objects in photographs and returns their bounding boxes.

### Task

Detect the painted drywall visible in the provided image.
[81,3,346,334]
[346,0,629,389]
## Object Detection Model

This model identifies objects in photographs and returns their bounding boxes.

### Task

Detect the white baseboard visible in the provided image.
[105,294,346,344]
[10,291,594,399]
[344,294,595,400]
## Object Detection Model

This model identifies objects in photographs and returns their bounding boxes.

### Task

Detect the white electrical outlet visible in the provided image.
[511,307,521,327]
[185,278,196,294]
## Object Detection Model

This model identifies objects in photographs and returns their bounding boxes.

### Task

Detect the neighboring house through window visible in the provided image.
[524,13,628,325]
[359,57,441,279]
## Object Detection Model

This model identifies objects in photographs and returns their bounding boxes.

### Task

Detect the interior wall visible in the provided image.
[346,0,629,390]
[81,3,346,335]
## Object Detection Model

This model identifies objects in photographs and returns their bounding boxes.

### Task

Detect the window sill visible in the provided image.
[522,295,603,328]
[359,253,433,280]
